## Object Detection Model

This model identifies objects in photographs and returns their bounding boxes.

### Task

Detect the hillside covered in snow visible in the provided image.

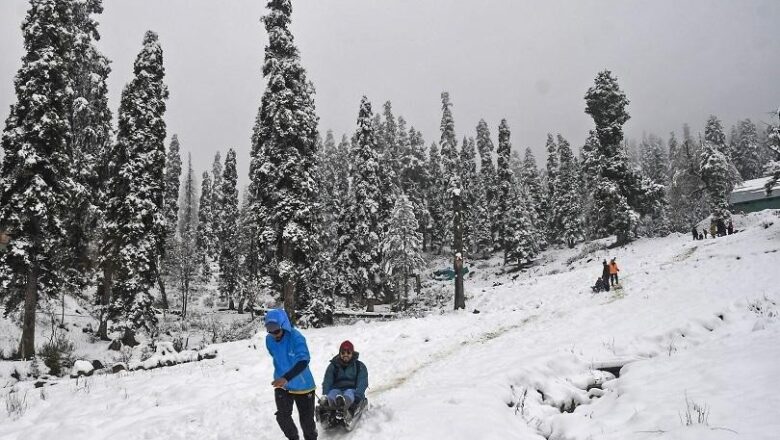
[1,210,779,440]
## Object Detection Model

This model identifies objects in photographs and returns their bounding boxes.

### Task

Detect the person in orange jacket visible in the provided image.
[609,258,619,286]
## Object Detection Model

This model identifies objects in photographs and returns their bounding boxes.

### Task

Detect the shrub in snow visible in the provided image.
[4,390,27,420]
[680,394,709,426]
[38,335,76,377]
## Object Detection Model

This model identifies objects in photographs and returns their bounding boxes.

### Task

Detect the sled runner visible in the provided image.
[316,397,368,432]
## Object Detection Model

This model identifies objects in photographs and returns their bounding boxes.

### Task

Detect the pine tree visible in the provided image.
[700,140,733,222]
[102,31,169,345]
[544,134,559,239]
[0,0,76,358]
[639,134,668,185]
[584,70,662,245]
[734,119,763,180]
[249,0,321,323]
[175,154,198,317]
[159,134,182,309]
[438,92,460,252]
[218,149,240,309]
[459,136,478,255]
[196,171,214,282]
[64,0,113,296]
[475,119,497,251]
[382,194,424,305]
[406,126,431,250]
[667,126,708,232]
[519,148,547,236]
[495,120,538,263]
[553,135,585,247]
[210,151,223,250]
[426,141,445,252]
[705,115,729,158]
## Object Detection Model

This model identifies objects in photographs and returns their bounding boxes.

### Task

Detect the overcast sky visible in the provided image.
[1,0,779,187]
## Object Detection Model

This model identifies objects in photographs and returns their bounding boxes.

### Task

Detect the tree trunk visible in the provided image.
[19,265,38,359]
[403,268,409,307]
[282,239,296,325]
[453,189,465,310]
[98,263,113,341]
[157,270,168,309]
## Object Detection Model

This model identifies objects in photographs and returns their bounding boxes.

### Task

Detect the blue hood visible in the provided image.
[264,308,293,332]
[264,308,316,392]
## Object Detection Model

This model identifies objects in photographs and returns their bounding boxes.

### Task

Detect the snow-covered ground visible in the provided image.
[1,210,779,440]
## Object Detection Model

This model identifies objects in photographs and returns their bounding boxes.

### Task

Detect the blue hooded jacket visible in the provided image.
[264,309,316,393]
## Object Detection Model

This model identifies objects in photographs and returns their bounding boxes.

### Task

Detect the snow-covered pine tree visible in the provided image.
[705,115,729,159]
[382,102,403,186]
[159,134,182,309]
[175,154,198,317]
[426,141,445,252]
[584,70,662,245]
[636,133,672,236]
[579,130,602,238]
[553,135,585,248]
[210,151,223,251]
[667,126,708,232]
[196,171,214,282]
[496,120,538,263]
[408,127,431,250]
[639,134,668,186]
[734,119,763,180]
[218,149,240,309]
[459,136,478,255]
[236,189,261,314]
[544,133,559,210]
[249,0,321,323]
[496,119,515,260]
[475,119,497,252]
[64,0,113,295]
[382,194,425,306]
[700,140,734,222]
[519,148,548,241]
[0,0,76,359]
[495,119,539,265]
[339,97,383,310]
[438,92,460,252]
[102,31,169,345]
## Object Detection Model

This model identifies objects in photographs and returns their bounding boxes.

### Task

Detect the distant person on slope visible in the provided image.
[691,226,698,241]
[727,220,734,235]
[710,222,717,238]
[601,260,611,292]
[702,228,708,239]
[264,309,318,440]
[609,258,620,286]
[321,340,368,412]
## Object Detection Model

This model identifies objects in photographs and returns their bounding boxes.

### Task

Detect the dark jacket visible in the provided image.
[602,263,610,279]
[322,352,368,400]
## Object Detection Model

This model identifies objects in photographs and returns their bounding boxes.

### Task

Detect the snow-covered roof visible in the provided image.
[729,176,780,205]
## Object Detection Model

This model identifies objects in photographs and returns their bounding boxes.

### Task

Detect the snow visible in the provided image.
[70,360,94,377]
[1,210,779,439]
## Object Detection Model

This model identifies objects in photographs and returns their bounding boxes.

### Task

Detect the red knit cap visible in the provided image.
[339,340,354,352]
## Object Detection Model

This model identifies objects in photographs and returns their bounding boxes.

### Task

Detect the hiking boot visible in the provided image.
[335,395,347,409]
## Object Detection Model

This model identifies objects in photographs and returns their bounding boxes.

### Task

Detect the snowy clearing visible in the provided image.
[1,210,779,440]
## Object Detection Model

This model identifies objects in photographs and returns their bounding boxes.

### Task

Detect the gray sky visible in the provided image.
[1,0,779,187]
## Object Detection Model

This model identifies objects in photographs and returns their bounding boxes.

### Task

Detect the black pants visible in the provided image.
[602,275,610,291]
[274,388,317,440]
[610,273,618,286]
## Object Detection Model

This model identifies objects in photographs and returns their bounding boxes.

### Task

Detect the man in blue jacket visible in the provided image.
[264,309,317,440]
[321,340,368,411]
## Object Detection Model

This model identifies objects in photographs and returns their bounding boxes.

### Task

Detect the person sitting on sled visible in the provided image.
[321,340,368,412]
[592,277,608,293]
